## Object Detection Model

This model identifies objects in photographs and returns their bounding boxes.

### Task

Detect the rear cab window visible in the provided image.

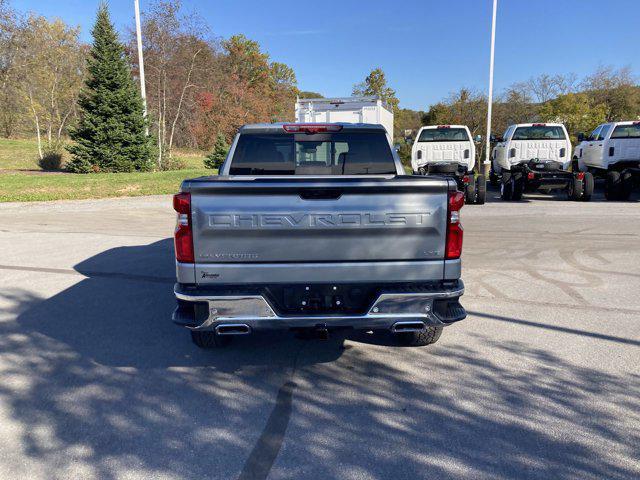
[512,125,566,141]
[610,123,640,139]
[229,130,396,175]
[418,127,470,142]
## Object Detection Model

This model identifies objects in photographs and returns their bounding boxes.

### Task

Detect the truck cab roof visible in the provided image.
[238,123,387,133]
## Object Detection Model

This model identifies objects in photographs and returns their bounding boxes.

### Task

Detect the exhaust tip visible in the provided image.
[391,321,426,333]
[215,324,251,335]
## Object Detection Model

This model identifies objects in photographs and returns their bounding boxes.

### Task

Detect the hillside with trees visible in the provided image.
[0,0,638,173]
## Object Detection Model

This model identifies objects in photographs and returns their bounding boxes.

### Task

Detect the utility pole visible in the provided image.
[134,0,148,135]
[484,0,498,175]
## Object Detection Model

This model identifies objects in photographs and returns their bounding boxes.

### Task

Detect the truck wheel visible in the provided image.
[475,175,487,205]
[620,171,633,200]
[605,171,622,201]
[568,175,583,201]
[511,173,524,201]
[489,168,499,187]
[190,330,231,348]
[582,172,594,201]
[465,174,476,204]
[395,326,443,347]
[500,171,513,200]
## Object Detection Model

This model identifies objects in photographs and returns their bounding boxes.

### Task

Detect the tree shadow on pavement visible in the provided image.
[0,238,638,479]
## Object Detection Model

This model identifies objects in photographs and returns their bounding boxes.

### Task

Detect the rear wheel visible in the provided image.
[620,171,633,200]
[582,172,594,201]
[605,171,622,200]
[465,174,476,204]
[475,174,487,205]
[511,173,524,201]
[190,330,231,349]
[395,327,443,347]
[568,174,583,201]
[500,171,513,200]
[489,168,499,187]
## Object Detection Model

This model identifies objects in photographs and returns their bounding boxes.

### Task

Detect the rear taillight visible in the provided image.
[445,191,464,260]
[173,192,194,263]
[527,172,535,180]
[462,175,470,184]
[576,172,585,180]
[283,124,343,134]
[609,147,615,157]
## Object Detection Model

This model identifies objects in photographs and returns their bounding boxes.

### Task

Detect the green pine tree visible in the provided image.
[67,3,152,173]
[204,133,229,170]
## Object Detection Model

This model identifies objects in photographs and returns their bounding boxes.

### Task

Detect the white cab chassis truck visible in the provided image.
[411,125,486,205]
[295,96,394,141]
[491,123,593,202]
[574,121,640,201]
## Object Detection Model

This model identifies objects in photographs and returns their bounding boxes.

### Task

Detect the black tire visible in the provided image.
[568,174,583,201]
[465,174,476,204]
[511,173,524,201]
[427,162,458,175]
[605,170,622,201]
[489,168,499,187]
[395,326,443,347]
[190,330,231,348]
[582,172,594,201]
[500,171,513,200]
[620,171,633,200]
[475,174,487,205]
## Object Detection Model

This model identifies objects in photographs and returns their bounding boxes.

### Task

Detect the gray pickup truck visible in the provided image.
[172,123,466,348]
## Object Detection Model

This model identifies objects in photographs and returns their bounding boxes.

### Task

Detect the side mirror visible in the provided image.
[474,135,482,143]
[490,135,503,143]
[577,132,585,142]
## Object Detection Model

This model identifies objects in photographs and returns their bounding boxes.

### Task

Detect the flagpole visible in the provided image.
[134,0,148,134]
[484,0,498,175]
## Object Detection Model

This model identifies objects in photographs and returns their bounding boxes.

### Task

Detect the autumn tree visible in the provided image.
[580,65,640,121]
[16,15,85,161]
[539,93,607,141]
[298,91,323,99]
[352,67,399,111]
[193,34,297,146]
[67,4,152,173]
[0,1,25,138]
[423,88,488,163]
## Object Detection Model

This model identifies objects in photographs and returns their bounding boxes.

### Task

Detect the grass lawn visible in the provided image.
[0,138,41,170]
[0,169,213,202]
[0,138,214,202]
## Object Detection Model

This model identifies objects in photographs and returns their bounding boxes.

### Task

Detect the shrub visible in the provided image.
[38,148,64,171]
[159,155,187,171]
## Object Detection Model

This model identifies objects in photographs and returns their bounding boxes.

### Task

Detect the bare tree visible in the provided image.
[16,15,85,158]
[132,0,212,166]
[526,73,577,103]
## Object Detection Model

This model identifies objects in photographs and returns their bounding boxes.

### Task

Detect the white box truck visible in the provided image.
[295,96,394,142]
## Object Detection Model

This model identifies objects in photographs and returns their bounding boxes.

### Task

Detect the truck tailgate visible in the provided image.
[184,176,452,285]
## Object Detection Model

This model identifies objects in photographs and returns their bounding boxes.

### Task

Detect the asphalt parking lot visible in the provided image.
[0,187,639,480]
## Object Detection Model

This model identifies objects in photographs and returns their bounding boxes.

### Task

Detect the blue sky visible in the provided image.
[15,0,640,110]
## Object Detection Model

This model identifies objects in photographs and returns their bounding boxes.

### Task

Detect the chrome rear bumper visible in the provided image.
[173,281,465,333]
